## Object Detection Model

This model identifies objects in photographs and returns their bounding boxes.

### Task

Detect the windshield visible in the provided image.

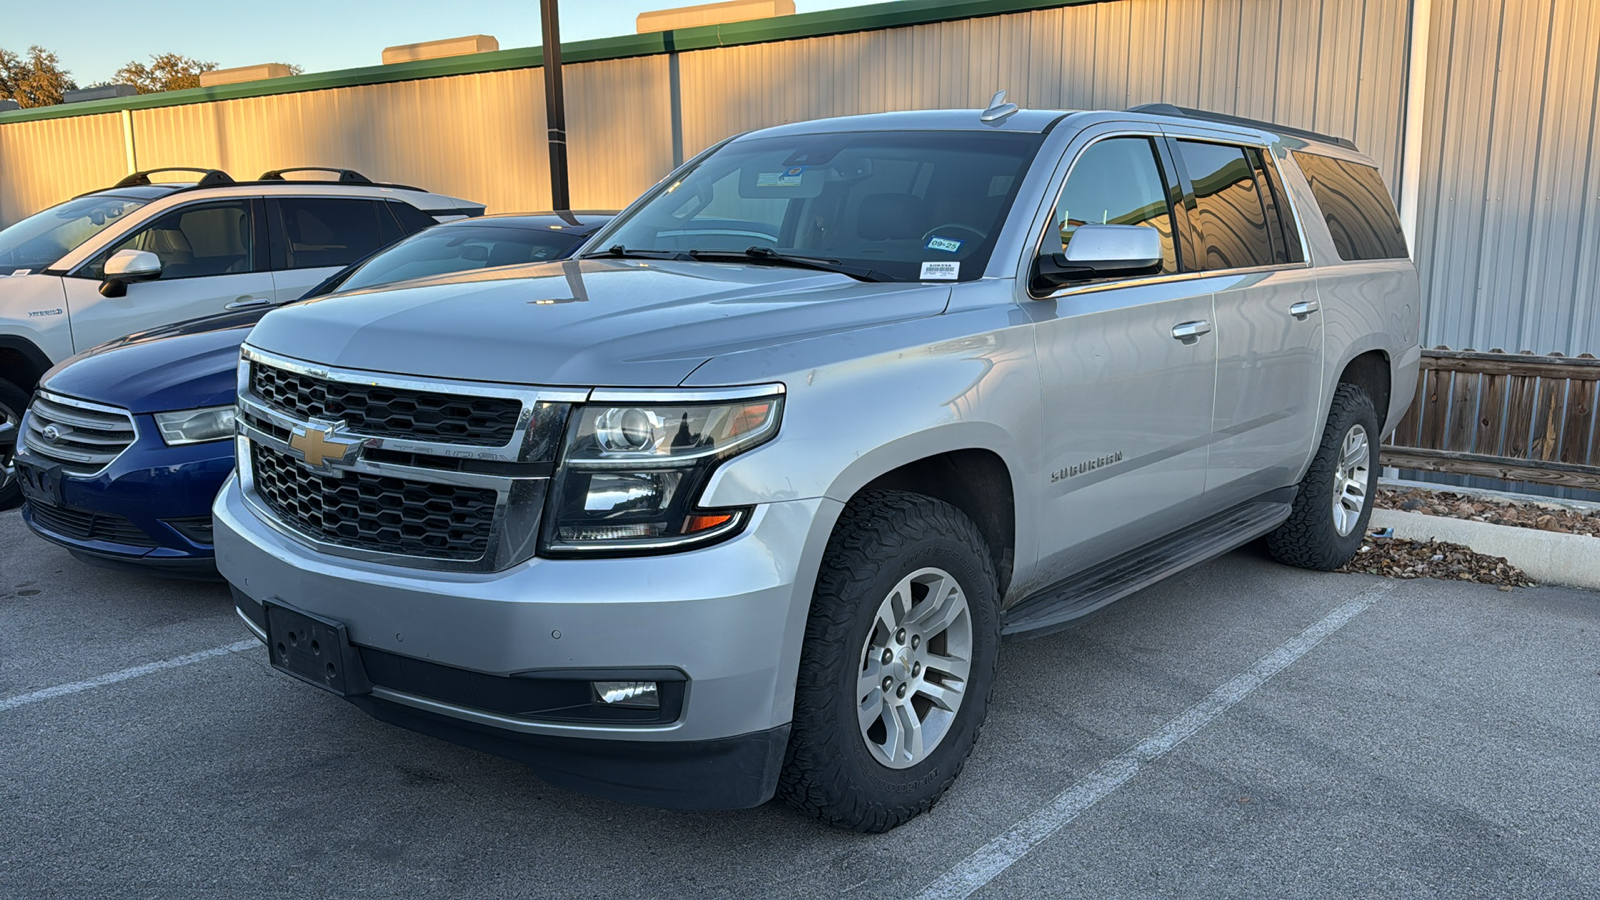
[0,194,149,275]
[334,223,587,293]
[594,130,1044,282]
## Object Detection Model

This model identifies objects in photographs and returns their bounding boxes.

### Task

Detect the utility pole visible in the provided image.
[540,0,570,211]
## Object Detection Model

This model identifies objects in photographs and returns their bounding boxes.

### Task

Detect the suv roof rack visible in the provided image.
[1127,104,1359,151]
[258,167,373,184]
[113,167,235,188]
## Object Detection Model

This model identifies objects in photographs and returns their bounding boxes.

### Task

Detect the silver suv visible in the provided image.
[214,102,1420,832]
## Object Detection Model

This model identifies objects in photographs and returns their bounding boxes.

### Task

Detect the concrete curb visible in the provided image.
[1371,509,1600,591]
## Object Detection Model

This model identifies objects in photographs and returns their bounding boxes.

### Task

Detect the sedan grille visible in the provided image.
[250,443,499,561]
[250,362,522,447]
[22,392,138,476]
[27,502,157,548]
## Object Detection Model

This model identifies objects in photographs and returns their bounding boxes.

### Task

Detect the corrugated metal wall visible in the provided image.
[5,0,1598,358]
[0,112,126,226]
[1415,0,1600,358]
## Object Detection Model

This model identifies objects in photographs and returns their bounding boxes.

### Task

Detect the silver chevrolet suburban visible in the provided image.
[215,101,1420,832]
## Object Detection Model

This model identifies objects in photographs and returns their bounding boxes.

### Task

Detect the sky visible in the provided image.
[0,0,882,87]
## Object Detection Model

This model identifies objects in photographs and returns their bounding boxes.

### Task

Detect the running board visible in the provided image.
[1001,499,1294,640]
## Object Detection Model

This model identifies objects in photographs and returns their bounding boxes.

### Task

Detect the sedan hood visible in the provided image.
[244,259,951,387]
[43,321,253,414]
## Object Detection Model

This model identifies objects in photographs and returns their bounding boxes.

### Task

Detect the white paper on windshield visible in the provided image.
[10,269,30,276]
[920,261,960,280]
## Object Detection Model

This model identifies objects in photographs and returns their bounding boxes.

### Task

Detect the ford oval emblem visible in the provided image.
[41,424,62,443]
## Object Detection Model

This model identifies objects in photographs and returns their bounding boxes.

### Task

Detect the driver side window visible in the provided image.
[1049,137,1178,277]
[87,201,256,281]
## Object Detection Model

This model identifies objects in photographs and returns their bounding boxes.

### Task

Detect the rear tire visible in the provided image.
[1268,383,1380,570]
[778,490,1000,833]
[0,379,28,511]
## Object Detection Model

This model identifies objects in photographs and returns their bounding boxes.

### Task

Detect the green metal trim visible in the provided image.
[0,0,1111,125]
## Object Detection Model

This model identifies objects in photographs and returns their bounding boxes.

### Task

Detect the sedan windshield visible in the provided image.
[0,194,148,275]
[593,130,1045,282]
[334,223,587,293]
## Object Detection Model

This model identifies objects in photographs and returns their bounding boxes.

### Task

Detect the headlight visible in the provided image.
[543,392,782,554]
[153,405,237,446]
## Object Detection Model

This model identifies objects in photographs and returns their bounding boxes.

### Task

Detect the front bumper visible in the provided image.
[18,416,233,571]
[215,476,839,808]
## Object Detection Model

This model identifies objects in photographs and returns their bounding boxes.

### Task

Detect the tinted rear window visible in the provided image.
[1177,140,1277,271]
[1292,152,1409,261]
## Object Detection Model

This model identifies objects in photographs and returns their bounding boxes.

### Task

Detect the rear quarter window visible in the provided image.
[1292,152,1409,262]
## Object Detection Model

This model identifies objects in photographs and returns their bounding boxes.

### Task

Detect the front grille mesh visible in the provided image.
[251,443,498,561]
[250,363,522,446]
[27,502,156,548]
[23,393,137,476]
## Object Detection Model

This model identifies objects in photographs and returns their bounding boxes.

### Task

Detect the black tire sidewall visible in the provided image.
[829,526,999,797]
[0,379,28,509]
[782,491,1001,829]
[1269,384,1381,570]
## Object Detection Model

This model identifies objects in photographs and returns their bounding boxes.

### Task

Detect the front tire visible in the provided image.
[778,491,1000,833]
[0,379,29,510]
[1268,383,1380,570]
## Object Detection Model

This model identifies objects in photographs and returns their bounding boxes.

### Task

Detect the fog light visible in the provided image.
[593,681,659,709]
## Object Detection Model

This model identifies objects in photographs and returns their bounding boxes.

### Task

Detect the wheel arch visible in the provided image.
[0,336,52,393]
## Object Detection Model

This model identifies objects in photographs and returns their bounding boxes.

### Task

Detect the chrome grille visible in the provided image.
[250,361,522,446]
[22,392,138,476]
[236,347,579,573]
[251,443,498,561]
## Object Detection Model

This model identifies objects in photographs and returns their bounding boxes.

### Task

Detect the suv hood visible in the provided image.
[244,259,952,386]
[43,317,256,414]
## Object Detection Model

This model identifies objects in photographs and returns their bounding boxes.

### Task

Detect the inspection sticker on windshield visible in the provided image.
[925,236,963,253]
[920,261,960,280]
[755,166,808,187]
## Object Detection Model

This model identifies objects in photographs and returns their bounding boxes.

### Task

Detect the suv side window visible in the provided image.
[1047,136,1179,279]
[1176,140,1278,270]
[387,200,443,235]
[85,200,256,280]
[1291,152,1409,261]
[1247,148,1304,264]
[270,198,389,270]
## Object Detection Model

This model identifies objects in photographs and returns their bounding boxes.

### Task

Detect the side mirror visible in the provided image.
[100,249,162,298]
[1033,224,1163,292]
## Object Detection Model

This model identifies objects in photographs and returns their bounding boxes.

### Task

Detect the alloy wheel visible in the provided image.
[1331,423,1371,537]
[855,566,973,769]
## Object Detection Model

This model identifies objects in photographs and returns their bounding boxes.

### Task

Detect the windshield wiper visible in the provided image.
[582,244,686,260]
[688,247,890,283]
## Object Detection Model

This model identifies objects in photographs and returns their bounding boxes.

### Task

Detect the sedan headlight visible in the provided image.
[153,405,237,446]
[543,392,783,554]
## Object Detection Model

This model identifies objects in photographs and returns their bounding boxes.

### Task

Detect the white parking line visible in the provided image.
[0,639,258,713]
[914,581,1394,900]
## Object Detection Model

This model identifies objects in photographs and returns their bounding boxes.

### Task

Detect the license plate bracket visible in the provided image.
[16,459,64,507]
[264,602,372,697]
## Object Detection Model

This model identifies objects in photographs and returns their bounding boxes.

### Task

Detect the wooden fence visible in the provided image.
[1383,349,1600,491]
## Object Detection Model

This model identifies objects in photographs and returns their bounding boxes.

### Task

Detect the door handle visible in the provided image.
[1289,300,1320,319]
[1171,320,1212,343]
[225,296,272,310]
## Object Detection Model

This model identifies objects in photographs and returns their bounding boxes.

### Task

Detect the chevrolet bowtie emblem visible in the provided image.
[287,422,364,469]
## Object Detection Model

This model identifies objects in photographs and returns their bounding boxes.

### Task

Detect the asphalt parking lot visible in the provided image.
[3,506,1597,899]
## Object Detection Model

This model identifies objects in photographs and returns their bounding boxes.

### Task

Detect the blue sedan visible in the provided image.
[13,212,612,576]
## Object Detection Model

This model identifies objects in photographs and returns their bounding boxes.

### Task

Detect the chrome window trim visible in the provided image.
[19,390,141,478]
[1026,129,1314,303]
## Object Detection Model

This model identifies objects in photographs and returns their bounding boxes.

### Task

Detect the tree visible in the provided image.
[112,53,218,94]
[0,45,78,108]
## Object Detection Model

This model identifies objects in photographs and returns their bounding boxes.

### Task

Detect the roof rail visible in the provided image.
[113,167,235,188]
[1127,104,1359,151]
[258,167,374,184]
